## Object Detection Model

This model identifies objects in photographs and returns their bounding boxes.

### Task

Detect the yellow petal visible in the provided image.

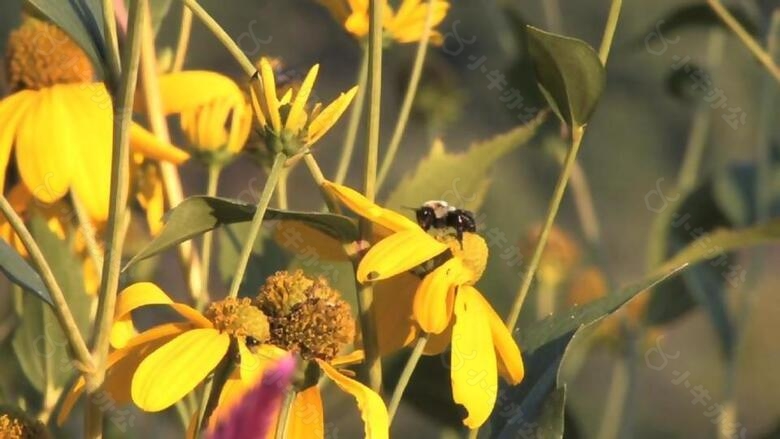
[451,286,497,429]
[58,323,187,425]
[287,386,324,439]
[373,273,419,355]
[317,360,388,439]
[423,320,453,355]
[249,85,267,127]
[129,123,190,164]
[307,86,358,145]
[111,282,211,348]
[148,71,244,115]
[357,229,448,282]
[259,58,282,132]
[285,64,319,133]
[472,289,524,384]
[413,258,468,333]
[322,181,419,232]
[15,86,74,204]
[331,350,365,367]
[68,85,113,221]
[0,90,36,195]
[132,328,230,411]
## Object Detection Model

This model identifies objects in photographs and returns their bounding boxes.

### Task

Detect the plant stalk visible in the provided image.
[334,49,369,186]
[388,335,429,422]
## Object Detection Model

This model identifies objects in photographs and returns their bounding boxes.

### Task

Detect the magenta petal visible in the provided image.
[209,355,295,439]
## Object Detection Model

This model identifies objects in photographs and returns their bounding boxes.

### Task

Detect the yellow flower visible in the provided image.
[0,406,49,439]
[0,16,190,223]
[249,57,358,155]
[146,71,254,162]
[316,0,450,44]
[57,282,274,423]
[322,181,524,429]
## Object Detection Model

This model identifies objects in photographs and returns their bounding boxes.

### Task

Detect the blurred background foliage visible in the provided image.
[1,0,780,438]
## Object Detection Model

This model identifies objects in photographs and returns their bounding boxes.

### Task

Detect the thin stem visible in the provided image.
[467,428,479,439]
[70,193,104,279]
[304,154,326,186]
[227,154,286,298]
[277,168,289,210]
[180,0,255,77]
[172,4,194,72]
[356,0,385,393]
[275,389,296,439]
[542,0,563,32]
[707,0,780,83]
[505,127,585,330]
[595,354,629,439]
[598,0,623,65]
[376,0,434,191]
[102,0,121,85]
[334,50,369,186]
[138,4,205,303]
[199,165,222,309]
[0,196,93,372]
[86,1,146,437]
[388,335,429,422]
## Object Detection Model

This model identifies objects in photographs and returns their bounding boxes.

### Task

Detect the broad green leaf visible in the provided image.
[126,196,358,268]
[534,386,566,439]
[26,0,107,77]
[525,26,605,127]
[0,240,53,306]
[385,120,542,213]
[12,215,91,392]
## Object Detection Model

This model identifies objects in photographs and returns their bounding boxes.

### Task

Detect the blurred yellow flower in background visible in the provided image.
[0,16,190,223]
[316,0,450,44]
[323,181,524,429]
[250,57,358,154]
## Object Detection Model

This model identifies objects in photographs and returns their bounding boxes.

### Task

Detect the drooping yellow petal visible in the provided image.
[68,85,113,221]
[249,85,267,127]
[373,273,419,355]
[0,90,36,195]
[132,328,230,411]
[317,360,389,439]
[423,319,453,355]
[129,123,190,164]
[285,64,319,133]
[259,58,282,132]
[15,86,74,204]
[473,289,524,384]
[357,228,448,282]
[386,0,449,43]
[413,258,469,334]
[322,181,419,232]
[147,71,244,115]
[331,350,365,367]
[57,323,188,425]
[286,386,325,439]
[307,86,358,145]
[111,282,211,348]
[451,286,497,429]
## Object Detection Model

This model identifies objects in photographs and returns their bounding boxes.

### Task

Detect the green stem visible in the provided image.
[505,126,585,330]
[199,164,222,309]
[277,168,290,210]
[598,0,623,65]
[171,4,193,72]
[275,389,296,439]
[356,0,385,393]
[226,154,286,298]
[334,50,369,186]
[387,334,429,422]
[86,1,146,437]
[70,192,104,281]
[376,0,435,191]
[707,0,780,84]
[542,0,563,32]
[180,0,255,77]
[595,352,629,439]
[102,0,121,86]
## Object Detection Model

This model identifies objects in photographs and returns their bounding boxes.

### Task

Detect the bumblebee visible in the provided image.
[415,200,477,242]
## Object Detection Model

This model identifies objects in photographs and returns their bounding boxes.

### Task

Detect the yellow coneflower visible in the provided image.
[316,0,450,44]
[250,57,358,156]
[0,16,189,223]
[322,181,524,429]
[209,270,388,439]
[0,406,49,439]
[57,282,274,423]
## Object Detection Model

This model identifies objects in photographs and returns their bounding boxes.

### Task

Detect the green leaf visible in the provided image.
[385,120,542,213]
[535,386,566,439]
[126,196,358,268]
[519,266,684,353]
[525,26,605,127]
[150,0,175,32]
[11,215,91,392]
[26,0,107,77]
[0,240,53,306]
